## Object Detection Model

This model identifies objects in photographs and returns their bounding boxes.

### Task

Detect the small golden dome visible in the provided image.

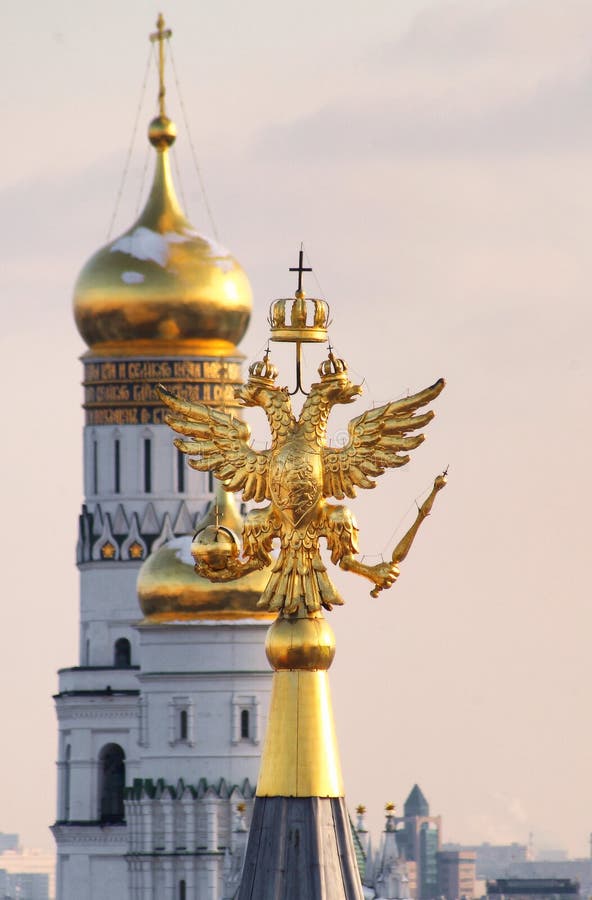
[137,486,274,623]
[73,16,251,359]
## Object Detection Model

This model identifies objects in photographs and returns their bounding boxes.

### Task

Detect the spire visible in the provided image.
[404,784,429,818]
[372,805,411,900]
[148,14,177,150]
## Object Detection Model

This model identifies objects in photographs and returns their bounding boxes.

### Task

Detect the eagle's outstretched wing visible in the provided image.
[157,385,270,503]
[322,378,444,499]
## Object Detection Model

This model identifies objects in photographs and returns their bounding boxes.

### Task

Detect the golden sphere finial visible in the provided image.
[148,114,177,149]
[265,615,336,671]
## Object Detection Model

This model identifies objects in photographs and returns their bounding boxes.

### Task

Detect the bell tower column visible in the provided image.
[53,13,258,900]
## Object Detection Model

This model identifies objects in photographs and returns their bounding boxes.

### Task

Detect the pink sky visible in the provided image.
[1,0,591,856]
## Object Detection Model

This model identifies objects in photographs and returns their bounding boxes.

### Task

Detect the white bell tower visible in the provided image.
[52,16,273,900]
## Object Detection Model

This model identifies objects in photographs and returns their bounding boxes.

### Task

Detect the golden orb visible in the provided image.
[192,523,239,572]
[265,614,336,671]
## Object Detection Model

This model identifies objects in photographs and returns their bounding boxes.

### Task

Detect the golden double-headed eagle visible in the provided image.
[158,351,444,616]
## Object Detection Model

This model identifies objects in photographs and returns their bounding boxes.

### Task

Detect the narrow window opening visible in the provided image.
[92,440,98,495]
[208,471,214,493]
[64,745,71,821]
[144,438,152,494]
[114,637,131,668]
[114,439,121,494]
[86,638,90,665]
[179,880,186,900]
[177,447,185,493]
[180,709,188,741]
[241,709,250,740]
[98,743,126,823]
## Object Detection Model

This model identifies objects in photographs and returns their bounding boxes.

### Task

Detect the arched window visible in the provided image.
[179,881,186,900]
[241,709,250,740]
[63,745,71,821]
[180,709,188,741]
[114,638,131,668]
[98,743,126,823]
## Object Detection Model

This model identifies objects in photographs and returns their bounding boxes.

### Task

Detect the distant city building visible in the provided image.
[0,868,50,900]
[535,850,568,862]
[442,843,529,879]
[355,788,444,900]
[486,878,579,899]
[0,844,54,900]
[437,849,476,900]
[505,860,592,900]
[0,835,18,854]
[393,785,441,899]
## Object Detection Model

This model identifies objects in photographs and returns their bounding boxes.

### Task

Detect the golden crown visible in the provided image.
[318,350,348,381]
[248,351,278,386]
[268,292,330,344]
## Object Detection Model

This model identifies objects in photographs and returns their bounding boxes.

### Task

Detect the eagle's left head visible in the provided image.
[235,352,281,407]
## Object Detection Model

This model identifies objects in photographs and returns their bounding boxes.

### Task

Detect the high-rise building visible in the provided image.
[436,850,476,900]
[393,785,442,900]
[51,17,274,900]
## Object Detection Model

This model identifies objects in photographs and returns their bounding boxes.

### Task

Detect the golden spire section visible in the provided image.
[150,13,172,118]
[148,14,177,150]
[257,612,344,797]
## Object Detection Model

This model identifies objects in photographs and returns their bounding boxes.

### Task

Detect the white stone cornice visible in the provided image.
[55,706,139,721]
[51,824,129,846]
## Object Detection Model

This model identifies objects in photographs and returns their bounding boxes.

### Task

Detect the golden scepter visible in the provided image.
[370,471,448,598]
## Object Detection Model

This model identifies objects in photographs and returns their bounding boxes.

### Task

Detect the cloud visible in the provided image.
[382,0,592,69]
[253,0,592,162]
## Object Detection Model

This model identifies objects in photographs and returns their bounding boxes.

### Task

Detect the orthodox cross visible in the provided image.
[150,14,172,117]
[289,246,312,295]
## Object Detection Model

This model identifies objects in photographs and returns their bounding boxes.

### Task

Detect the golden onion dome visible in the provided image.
[137,485,274,624]
[73,17,252,358]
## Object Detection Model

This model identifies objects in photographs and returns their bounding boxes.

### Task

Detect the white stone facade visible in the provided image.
[53,390,273,900]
